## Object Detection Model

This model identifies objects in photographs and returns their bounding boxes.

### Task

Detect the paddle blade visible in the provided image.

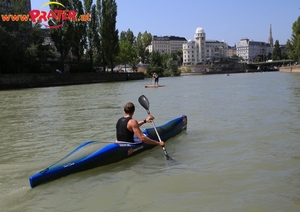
[138,95,173,161]
[162,146,173,160]
[166,155,172,160]
[138,95,150,111]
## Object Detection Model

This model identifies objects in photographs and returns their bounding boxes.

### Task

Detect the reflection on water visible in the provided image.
[0,72,300,211]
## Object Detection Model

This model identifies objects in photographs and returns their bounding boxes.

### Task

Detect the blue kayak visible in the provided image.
[29,115,187,188]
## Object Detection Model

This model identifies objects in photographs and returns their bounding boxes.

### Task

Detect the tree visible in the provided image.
[267,52,272,60]
[272,40,281,60]
[0,26,18,73]
[71,0,87,71]
[160,53,169,70]
[253,55,262,62]
[84,0,99,68]
[177,49,183,65]
[148,51,163,76]
[150,51,162,67]
[118,29,137,71]
[24,23,51,73]
[93,0,107,69]
[136,31,152,63]
[117,40,135,71]
[0,1,33,73]
[99,0,119,72]
[49,0,73,72]
[286,16,300,62]
[167,53,181,76]
[120,29,135,45]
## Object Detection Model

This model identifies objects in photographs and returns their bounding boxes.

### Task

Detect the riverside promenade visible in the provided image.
[280,64,300,73]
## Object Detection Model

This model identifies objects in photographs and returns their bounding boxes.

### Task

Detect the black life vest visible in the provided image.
[116,117,134,142]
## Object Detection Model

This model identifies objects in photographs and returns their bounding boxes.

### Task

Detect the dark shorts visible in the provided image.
[155,78,159,82]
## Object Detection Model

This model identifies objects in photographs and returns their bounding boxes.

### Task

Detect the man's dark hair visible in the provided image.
[124,102,135,114]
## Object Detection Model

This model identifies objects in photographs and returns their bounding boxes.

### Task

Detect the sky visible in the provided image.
[31,0,300,46]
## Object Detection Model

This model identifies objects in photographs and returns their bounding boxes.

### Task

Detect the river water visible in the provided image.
[0,72,300,212]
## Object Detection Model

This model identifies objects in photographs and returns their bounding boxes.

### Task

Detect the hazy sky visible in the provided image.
[31,0,299,46]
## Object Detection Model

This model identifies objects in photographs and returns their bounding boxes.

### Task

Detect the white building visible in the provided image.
[236,24,274,63]
[237,38,272,63]
[182,27,206,65]
[206,40,228,62]
[148,35,186,54]
[182,27,229,65]
[182,40,197,65]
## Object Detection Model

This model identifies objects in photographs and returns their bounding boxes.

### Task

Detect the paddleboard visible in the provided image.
[145,85,165,88]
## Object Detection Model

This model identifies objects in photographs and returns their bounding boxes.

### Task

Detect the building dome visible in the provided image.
[195,27,204,34]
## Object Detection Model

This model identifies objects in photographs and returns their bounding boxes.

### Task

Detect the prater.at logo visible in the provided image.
[30,1,90,28]
[0,1,91,28]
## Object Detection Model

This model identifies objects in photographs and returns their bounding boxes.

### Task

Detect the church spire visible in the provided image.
[268,24,273,47]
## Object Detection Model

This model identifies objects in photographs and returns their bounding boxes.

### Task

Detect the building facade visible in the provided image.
[237,24,274,63]
[182,27,206,65]
[148,35,187,54]
[182,40,197,65]
[206,40,228,62]
[237,38,272,63]
[227,45,237,57]
[182,27,229,65]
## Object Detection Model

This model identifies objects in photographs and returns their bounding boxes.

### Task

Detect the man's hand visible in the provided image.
[158,141,165,146]
[145,114,154,123]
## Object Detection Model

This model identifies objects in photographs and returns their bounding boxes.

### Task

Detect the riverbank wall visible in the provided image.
[0,72,144,90]
[180,63,278,75]
[280,65,300,73]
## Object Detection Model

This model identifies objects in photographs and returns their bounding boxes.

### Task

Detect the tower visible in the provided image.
[194,27,206,64]
[268,24,273,47]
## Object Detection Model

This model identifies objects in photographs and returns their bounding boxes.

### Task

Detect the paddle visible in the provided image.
[138,95,173,160]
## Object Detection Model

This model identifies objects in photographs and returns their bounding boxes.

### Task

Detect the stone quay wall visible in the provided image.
[0,72,144,90]
[280,65,300,73]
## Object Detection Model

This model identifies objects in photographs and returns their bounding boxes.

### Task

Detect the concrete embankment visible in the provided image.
[0,72,144,90]
[280,65,300,73]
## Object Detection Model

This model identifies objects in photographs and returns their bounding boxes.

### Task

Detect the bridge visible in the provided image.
[249,59,294,71]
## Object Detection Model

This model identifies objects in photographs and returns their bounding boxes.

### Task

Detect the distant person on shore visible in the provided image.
[152,72,159,86]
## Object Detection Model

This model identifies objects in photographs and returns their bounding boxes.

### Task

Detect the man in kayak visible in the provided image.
[116,102,165,146]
